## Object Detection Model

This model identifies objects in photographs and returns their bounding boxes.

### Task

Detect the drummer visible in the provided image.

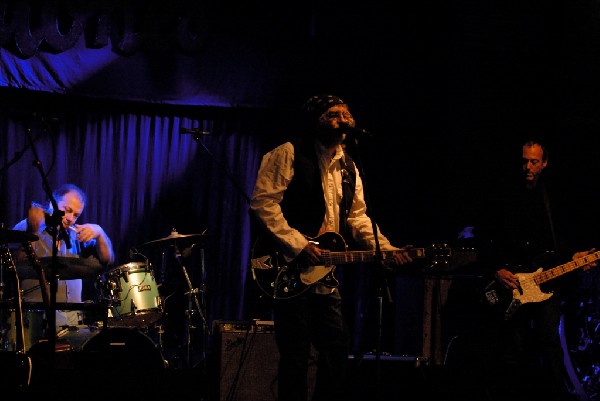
[12,183,115,328]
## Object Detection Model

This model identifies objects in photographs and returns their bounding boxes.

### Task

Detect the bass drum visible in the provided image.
[27,327,167,391]
[28,326,166,370]
[77,327,166,370]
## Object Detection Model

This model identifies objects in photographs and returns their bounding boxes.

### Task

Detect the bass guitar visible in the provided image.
[250,231,440,300]
[484,249,600,320]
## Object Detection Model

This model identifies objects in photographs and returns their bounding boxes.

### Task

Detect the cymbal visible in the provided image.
[0,228,38,244]
[142,230,206,248]
[17,256,104,280]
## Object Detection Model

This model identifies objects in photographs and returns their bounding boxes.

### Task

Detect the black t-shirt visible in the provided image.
[474,174,576,294]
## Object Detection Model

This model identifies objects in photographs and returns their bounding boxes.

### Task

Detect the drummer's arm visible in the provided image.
[93,226,114,266]
[75,223,115,265]
[12,209,43,263]
[26,205,46,234]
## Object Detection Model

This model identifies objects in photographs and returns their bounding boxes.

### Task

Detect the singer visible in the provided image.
[249,94,415,401]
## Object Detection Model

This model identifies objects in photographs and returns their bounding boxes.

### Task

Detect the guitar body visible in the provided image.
[484,268,554,320]
[251,232,346,299]
[484,249,600,319]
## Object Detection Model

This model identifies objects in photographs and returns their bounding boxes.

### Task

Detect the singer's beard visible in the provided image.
[315,127,345,148]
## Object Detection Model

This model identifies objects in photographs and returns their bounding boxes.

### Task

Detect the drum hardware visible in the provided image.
[0,240,9,347]
[16,256,104,280]
[0,242,32,387]
[175,239,207,369]
[141,228,208,368]
[141,229,207,248]
[1,302,110,352]
[153,323,166,357]
[0,228,39,244]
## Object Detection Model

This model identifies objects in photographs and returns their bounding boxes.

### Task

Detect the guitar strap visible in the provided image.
[541,182,559,252]
[338,154,356,245]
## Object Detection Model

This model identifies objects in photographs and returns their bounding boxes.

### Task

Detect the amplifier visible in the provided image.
[212,320,316,401]
[213,321,428,401]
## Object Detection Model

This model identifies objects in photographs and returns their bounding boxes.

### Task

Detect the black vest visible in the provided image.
[280,139,357,240]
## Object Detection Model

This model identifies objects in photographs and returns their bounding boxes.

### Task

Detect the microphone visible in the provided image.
[180,128,210,135]
[129,247,149,263]
[340,125,373,138]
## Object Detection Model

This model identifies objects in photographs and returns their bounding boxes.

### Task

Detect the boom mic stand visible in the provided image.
[24,123,71,368]
[185,132,251,366]
[347,134,391,401]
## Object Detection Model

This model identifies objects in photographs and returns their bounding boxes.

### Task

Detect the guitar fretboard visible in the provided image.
[319,248,425,266]
[535,250,600,284]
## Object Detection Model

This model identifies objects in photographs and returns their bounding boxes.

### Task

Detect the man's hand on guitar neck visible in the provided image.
[573,248,598,271]
[390,246,414,265]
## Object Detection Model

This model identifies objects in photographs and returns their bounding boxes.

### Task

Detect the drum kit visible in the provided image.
[0,227,207,376]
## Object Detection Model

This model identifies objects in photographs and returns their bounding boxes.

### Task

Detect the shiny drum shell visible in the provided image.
[106,262,162,327]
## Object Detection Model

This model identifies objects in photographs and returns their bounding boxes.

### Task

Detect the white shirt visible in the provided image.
[250,141,399,259]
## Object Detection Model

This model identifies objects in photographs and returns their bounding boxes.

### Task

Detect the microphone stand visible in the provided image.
[348,135,391,401]
[24,123,71,368]
[185,134,251,368]
[190,133,251,204]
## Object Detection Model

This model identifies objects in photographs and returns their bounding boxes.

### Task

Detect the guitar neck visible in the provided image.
[320,248,425,266]
[537,250,600,284]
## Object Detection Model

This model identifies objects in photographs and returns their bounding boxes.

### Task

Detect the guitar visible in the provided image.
[484,250,600,320]
[250,231,437,300]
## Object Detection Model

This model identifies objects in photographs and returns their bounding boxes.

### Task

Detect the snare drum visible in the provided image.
[105,262,162,327]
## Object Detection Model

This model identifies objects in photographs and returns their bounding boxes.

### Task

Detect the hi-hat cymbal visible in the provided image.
[17,256,104,280]
[142,230,207,248]
[0,228,38,244]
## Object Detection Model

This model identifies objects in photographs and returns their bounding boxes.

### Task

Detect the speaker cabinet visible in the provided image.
[213,320,316,401]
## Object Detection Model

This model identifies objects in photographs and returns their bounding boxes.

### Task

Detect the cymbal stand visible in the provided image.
[173,243,207,368]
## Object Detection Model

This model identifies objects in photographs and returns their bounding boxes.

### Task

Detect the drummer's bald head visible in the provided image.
[53,184,87,207]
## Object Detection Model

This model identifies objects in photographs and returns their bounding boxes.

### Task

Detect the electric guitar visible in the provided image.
[484,250,600,320]
[250,231,441,299]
